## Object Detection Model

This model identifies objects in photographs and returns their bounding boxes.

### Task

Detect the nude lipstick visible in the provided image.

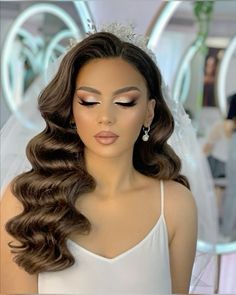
[94,131,119,145]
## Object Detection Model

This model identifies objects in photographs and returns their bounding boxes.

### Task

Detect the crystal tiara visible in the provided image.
[69,20,156,63]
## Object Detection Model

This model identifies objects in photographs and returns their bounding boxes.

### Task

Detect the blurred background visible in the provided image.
[1,1,236,293]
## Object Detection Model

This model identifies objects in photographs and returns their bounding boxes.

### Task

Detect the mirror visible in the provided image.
[150,1,236,249]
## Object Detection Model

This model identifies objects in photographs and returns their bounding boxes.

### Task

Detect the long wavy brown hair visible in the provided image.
[6,32,189,274]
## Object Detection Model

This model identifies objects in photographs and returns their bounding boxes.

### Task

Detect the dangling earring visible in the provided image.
[142,126,150,141]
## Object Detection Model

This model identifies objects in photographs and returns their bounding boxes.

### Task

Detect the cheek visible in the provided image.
[120,110,145,136]
[74,111,94,125]
[73,103,94,125]
[72,106,95,139]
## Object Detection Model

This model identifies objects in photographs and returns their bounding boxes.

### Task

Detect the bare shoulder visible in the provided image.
[1,182,38,294]
[162,180,198,293]
[162,180,197,241]
[164,179,197,213]
[1,181,24,211]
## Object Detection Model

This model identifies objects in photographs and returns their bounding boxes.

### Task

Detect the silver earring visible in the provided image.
[142,126,150,141]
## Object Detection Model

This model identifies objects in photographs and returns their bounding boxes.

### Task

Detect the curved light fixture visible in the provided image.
[216,36,236,116]
[197,240,236,255]
[146,1,204,104]
[18,28,44,75]
[173,37,205,102]
[146,1,181,51]
[73,1,95,33]
[179,66,191,104]
[18,28,40,55]
[43,29,79,84]
[1,3,82,130]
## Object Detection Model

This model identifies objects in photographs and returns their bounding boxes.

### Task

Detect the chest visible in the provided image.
[68,187,172,259]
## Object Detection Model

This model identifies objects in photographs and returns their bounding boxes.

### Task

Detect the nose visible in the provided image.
[97,103,116,125]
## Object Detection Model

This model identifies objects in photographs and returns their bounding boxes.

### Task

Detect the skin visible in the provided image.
[224,119,235,138]
[1,57,197,294]
[202,119,235,152]
[202,120,226,155]
[72,57,156,196]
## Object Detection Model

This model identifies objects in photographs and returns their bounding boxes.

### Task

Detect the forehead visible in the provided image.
[75,58,147,90]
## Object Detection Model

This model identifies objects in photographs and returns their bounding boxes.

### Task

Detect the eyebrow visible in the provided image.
[76,86,141,96]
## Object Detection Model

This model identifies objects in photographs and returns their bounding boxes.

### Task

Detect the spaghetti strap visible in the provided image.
[160,180,164,216]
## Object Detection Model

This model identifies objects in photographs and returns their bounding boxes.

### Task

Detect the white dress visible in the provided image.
[38,180,172,294]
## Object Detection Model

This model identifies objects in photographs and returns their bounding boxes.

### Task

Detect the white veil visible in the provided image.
[1,41,218,293]
[162,84,218,292]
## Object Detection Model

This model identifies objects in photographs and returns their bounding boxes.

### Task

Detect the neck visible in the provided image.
[83,148,139,198]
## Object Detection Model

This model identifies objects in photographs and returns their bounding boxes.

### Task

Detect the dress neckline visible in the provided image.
[67,214,165,263]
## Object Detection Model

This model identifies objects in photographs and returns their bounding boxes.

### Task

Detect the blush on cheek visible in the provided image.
[124,120,144,141]
[125,112,145,129]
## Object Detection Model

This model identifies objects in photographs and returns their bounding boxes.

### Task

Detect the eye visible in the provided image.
[116,101,137,107]
[78,99,137,108]
[78,100,98,107]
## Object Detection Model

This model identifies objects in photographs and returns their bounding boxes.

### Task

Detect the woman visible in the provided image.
[1,31,197,294]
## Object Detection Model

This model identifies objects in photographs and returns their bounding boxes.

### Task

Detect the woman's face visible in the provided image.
[72,57,156,158]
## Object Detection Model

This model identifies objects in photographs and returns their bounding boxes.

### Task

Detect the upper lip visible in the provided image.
[94,131,118,137]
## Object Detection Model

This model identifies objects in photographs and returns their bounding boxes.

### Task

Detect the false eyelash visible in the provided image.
[78,100,137,107]
[118,101,137,107]
[78,101,98,106]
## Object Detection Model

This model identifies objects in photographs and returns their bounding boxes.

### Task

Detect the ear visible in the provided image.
[144,99,156,127]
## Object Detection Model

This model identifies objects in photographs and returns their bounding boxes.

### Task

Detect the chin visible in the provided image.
[85,145,132,159]
[93,149,125,158]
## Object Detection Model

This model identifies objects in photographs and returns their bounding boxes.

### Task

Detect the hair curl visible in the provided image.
[6,32,189,274]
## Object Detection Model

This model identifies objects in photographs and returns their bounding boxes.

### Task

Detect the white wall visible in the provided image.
[87,1,162,34]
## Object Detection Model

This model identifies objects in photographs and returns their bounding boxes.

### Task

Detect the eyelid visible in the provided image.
[77,96,98,103]
[77,96,138,102]
[78,99,137,108]
[78,100,98,106]
[116,101,137,106]
[115,95,139,104]
[115,97,134,103]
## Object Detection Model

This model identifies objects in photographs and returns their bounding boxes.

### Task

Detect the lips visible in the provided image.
[94,131,118,138]
[94,131,119,145]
